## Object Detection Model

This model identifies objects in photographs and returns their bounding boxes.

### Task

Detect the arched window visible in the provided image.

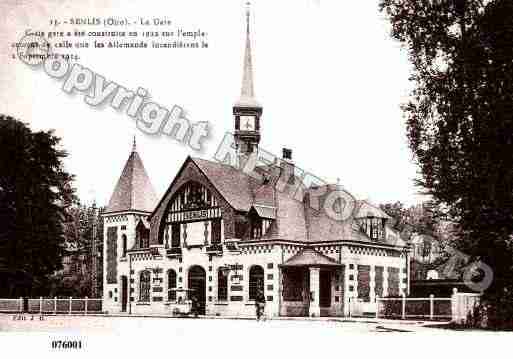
[217,268,228,301]
[168,270,177,301]
[139,270,151,302]
[136,221,150,248]
[249,265,264,300]
[121,234,127,257]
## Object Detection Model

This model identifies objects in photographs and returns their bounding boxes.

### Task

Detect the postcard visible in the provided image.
[1,0,512,357]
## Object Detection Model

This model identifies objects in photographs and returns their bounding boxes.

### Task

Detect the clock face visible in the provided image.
[240,115,256,131]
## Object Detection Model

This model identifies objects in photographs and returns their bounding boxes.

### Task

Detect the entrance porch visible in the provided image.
[279,248,345,317]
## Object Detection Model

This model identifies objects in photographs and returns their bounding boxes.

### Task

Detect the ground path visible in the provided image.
[0,314,501,358]
[0,313,448,333]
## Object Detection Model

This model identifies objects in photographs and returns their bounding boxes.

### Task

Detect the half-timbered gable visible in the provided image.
[149,157,238,246]
[161,181,222,249]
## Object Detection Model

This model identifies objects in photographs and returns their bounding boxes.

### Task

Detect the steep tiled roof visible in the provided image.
[147,156,404,249]
[282,247,342,267]
[303,184,353,243]
[274,181,308,241]
[191,157,254,211]
[106,150,158,213]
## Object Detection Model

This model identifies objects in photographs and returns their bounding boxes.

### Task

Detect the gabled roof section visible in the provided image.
[191,157,254,212]
[106,147,158,213]
[281,247,342,267]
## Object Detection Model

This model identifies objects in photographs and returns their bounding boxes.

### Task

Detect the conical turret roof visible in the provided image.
[105,140,158,213]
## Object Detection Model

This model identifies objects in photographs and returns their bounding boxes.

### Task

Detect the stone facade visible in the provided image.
[102,215,408,318]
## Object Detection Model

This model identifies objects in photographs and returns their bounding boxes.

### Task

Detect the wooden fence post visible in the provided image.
[39,297,43,314]
[19,297,23,313]
[69,297,72,315]
[85,296,88,315]
[401,293,406,320]
[54,297,57,314]
[451,287,458,323]
[375,296,379,319]
[429,294,434,320]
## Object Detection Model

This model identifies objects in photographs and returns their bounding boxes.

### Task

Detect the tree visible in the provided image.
[51,202,104,297]
[380,201,450,240]
[381,201,455,279]
[380,0,513,326]
[0,115,75,297]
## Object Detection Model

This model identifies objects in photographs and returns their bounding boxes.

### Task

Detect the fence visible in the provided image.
[376,295,452,320]
[451,292,481,324]
[0,297,103,315]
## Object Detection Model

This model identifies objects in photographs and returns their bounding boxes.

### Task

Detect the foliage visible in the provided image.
[380,0,513,327]
[380,201,447,238]
[0,115,75,297]
[49,203,104,298]
[380,201,456,279]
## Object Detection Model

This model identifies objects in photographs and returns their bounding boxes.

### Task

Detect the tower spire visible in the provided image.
[132,135,137,153]
[237,1,259,108]
[233,1,262,163]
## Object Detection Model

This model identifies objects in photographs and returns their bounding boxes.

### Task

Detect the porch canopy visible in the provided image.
[280,247,343,268]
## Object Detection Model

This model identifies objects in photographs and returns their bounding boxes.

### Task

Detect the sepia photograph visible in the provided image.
[1,0,512,357]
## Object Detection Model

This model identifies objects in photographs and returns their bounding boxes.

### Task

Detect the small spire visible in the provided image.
[132,135,137,152]
[237,1,260,108]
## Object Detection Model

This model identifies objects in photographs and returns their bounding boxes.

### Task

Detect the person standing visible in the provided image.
[190,293,199,318]
[255,287,266,321]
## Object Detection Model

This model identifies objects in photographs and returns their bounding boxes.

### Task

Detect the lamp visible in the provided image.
[220,263,242,283]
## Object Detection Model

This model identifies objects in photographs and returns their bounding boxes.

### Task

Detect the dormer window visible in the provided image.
[248,206,275,240]
[358,216,385,240]
[250,218,273,240]
[251,218,263,239]
[370,218,383,240]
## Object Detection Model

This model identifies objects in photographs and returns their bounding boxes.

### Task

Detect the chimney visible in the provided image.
[282,148,292,161]
[279,147,295,186]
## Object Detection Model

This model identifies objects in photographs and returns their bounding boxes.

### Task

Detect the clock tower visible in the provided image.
[233,2,262,159]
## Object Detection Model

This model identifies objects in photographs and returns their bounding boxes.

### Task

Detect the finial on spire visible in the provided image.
[132,135,137,152]
[245,1,251,35]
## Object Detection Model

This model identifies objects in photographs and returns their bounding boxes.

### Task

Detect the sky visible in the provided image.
[0,0,425,208]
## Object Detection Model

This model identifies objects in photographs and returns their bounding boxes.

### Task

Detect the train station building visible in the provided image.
[101,6,409,318]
